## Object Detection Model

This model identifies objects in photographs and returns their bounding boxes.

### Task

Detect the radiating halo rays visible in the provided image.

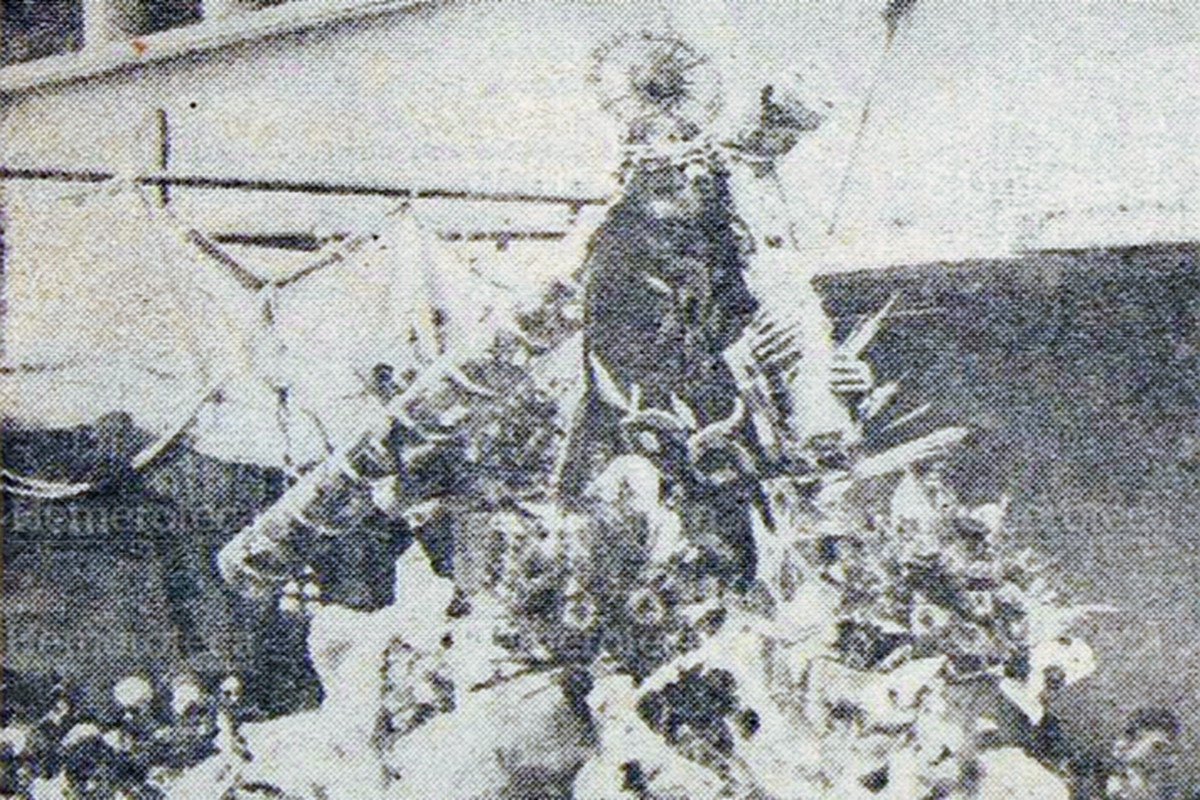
[587,32,723,140]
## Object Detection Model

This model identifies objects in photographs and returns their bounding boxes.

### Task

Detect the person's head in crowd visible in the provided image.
[112,675,156,742]
[112,676,152,716]
[218,676,243,710]
[169,678,203,717]
[60,724,114,798]
[1107,708,1181,800]
[0,727,33,797]
[169,676,211,735]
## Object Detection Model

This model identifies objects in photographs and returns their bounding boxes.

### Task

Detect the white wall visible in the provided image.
[4,0,1195,252]
[1,0,1197,438]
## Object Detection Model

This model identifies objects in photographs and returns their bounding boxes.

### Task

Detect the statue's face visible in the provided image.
[635,165,704,220]
[751,128,802,159]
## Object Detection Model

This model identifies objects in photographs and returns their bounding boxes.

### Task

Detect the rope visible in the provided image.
[826,28,897,237]
[826,2,920,237]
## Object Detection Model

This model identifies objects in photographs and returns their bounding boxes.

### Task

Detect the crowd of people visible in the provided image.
[3,49,1194,800]
[0,674,257,799]
[0,498,1190,800]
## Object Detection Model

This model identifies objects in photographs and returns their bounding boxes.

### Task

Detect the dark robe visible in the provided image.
[581,161,757,420]
[565,159,762,587]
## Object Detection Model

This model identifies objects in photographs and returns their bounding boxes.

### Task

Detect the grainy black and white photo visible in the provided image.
[0,0,1197,797]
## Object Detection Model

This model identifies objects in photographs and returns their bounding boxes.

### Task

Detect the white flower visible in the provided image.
[113,675,153,710]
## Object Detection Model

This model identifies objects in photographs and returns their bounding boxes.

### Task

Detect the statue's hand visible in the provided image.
[829,352,873,396]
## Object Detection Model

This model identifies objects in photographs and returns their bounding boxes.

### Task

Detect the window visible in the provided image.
[1,0,85,65]
[0,0,422,91]
[136,0,203,35]
[96,0,204,38]
[201,0,294,21]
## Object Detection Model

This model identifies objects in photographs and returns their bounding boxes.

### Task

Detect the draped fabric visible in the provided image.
[2,180,442,474]
[723,154,858,445]
[564,157,762,585]
[254,207,441,452]
[580,160,757,423]
[1,182,229,435]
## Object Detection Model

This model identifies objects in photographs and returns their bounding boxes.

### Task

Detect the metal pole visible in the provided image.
[81,0,118,49]
[156,108,171,205]
[0,166,607,208]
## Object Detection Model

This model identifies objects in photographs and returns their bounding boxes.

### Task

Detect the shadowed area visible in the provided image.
[819,241,1200,776]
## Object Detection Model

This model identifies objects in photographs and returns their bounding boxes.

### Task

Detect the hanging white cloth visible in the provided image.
[722,151,858,445]
[137,186,328,470]
[265,206,442,449]
[2,176,446,484]
[0,179,230,435]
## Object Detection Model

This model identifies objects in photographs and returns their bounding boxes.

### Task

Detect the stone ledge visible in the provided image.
[0,0,432,96]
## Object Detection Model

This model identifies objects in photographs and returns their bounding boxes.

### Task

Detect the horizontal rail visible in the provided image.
[437,230,567,243]
[0,166,609,208]
[208,229,570,251]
